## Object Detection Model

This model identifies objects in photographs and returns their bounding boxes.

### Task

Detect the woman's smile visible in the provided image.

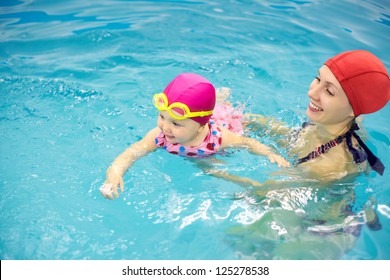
[308,102,323,112]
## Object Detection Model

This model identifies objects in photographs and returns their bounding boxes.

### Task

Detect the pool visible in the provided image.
[0,0,389,260]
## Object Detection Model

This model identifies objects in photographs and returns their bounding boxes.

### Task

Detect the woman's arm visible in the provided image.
[244,113,293,136]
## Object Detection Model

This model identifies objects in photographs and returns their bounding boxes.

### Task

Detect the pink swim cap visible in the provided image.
[163,73,216,125]
[324,50,390,117]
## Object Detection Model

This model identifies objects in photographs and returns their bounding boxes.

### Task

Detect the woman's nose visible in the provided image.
[308,82,320,100]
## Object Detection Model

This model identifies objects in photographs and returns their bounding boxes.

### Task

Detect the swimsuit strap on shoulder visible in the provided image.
[295,122,385,175]
[295,134,343,165]
[346,123,385,175]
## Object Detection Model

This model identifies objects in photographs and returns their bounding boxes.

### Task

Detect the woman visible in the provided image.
[213,50,389,259]
[296,50,387,175]
[217,50,389,184]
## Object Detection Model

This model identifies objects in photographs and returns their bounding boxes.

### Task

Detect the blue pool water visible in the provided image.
[1,0,389,260]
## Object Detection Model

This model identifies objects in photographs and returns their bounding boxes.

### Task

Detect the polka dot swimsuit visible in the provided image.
[155,121,223,158]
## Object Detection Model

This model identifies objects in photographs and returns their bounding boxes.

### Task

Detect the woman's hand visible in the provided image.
[267,153,291,167]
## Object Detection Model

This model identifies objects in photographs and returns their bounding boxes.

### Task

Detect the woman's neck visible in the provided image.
[315,120,354,142]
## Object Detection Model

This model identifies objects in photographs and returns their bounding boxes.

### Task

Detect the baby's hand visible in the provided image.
[267,153,291,167]
[100,169,124,200]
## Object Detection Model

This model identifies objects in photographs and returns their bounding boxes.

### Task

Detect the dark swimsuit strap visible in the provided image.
[296,122,385,175]
[347,123,385,175]
[295,135,343,164]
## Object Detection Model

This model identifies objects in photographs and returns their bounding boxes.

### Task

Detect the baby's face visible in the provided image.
[157,110,203,145]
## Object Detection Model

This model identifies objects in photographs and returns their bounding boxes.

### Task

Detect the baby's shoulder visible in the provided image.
[144,127,162,142]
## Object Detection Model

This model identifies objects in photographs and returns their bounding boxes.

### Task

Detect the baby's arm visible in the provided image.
[100,127,160,199]
[220,128,290,167]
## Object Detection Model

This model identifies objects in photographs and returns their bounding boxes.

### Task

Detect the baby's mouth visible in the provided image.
[165,134,176,141]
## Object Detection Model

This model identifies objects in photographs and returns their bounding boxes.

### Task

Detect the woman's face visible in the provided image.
[306,65,355,126]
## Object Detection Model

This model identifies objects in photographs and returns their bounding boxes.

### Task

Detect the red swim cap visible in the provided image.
[163,73,216,125]
[324,50,390,117]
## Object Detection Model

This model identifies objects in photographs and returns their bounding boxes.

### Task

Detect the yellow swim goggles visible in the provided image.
[152,93,213,120]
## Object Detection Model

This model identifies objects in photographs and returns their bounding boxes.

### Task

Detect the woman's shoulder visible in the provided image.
[300,144,365,179]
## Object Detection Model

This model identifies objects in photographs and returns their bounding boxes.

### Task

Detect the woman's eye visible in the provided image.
[327,89,335,96]
[159,114,165,119]
[173,122,180,127]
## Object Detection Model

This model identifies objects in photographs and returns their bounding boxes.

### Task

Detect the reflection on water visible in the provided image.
[225,176,382,259]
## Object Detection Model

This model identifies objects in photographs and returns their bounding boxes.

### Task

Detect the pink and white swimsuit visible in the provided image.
[154,103,243,158]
